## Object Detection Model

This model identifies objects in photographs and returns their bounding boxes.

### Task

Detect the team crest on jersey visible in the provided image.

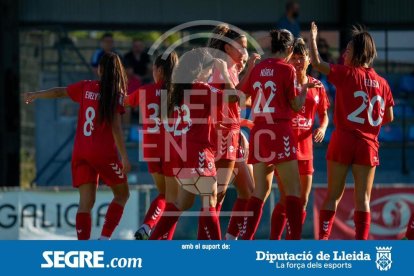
[314,95,320,104]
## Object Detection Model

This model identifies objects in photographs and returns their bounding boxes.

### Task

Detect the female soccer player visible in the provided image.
[125,52,178,239]
[24,52,130,240]
[149,48,238,240]
[206,24,259,240]
[270,37,330,239]
[238,29,317,240]
[310,22,394,240]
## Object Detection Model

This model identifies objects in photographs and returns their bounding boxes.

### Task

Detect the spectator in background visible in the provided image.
[277,0,301,38]
[123,69,142,128]
[124,40,151,83]
[91,33,121,77]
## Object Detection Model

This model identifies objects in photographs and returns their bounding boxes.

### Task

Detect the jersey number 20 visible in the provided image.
[347,91,385,127]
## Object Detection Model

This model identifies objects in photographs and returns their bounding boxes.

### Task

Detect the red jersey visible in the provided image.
[172,82,223,150]
[209,66,240,129]
[126,82,164,150]
[291,76,330,160]
[67,80,125,160]
[245,58,299,124]
[328,64,394,145]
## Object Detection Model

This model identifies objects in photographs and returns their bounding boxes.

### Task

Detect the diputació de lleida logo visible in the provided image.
[375,247,392,271]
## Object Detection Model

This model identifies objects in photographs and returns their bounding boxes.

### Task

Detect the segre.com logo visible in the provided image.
[41,251,143,269]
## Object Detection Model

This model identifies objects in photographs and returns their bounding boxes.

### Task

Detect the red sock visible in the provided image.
[216,203,223,217]
[197,208,207,240]
[406,214,414,240]
[76,212,91,240]
[354,211,370,240]
[319,210,336,240]
[101,201,124,238]
[285,196,303,240]
[149,203,181,240]
[227,198,249,237]
[143,194,166,229]
[302,210,307,225]
[239,196,264,240]
[198,207,221,240]
[270,203,287,240]
[286,209,307,240]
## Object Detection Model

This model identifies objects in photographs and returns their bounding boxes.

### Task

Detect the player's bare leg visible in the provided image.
[215,159,236,211]
[239,162,274,239]
[225,160,254,240]
[319,160,348,239]
[274,160,303,239]
[352,164,376,239]
[99,182,129,240]
[135,173,166,240]
[76,183,97,240]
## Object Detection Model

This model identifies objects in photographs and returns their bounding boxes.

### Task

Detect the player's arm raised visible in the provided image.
[214,58,239,103]
[236,53,260,91]
[309,22,330,75]
[24,87,68,104]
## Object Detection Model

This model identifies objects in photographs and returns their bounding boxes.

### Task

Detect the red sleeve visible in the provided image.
[126,88,141,107]
[327,64,349,87]
[286,66,298,102]
[67,81,85,103]
[317,86,330,115]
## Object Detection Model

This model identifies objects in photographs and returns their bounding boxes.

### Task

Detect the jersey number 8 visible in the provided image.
[83,106,95,136]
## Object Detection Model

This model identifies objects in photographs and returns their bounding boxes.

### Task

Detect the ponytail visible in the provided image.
[98,52,128,125]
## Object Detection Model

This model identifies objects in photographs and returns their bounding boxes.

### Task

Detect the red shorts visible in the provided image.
[71,157,126,188]
[164,146,216,178]
[147,161,163,174]
[327,129,380,166]
[298,160,314,175]
[212,128,240,161]
[248,121,297,165]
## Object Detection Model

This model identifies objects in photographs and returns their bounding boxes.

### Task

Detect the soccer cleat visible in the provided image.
[134,227,150,240]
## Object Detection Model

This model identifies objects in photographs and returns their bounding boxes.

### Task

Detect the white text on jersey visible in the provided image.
[85,91,100,101]
[260,68,274,77]
[364,79,379,89]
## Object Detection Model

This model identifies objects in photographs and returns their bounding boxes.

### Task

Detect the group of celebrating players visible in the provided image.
[25,21,414,240]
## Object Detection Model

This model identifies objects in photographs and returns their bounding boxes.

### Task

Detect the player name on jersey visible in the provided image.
[364,79,380,88]
[85,91,100,101]
[260,68,274,77]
